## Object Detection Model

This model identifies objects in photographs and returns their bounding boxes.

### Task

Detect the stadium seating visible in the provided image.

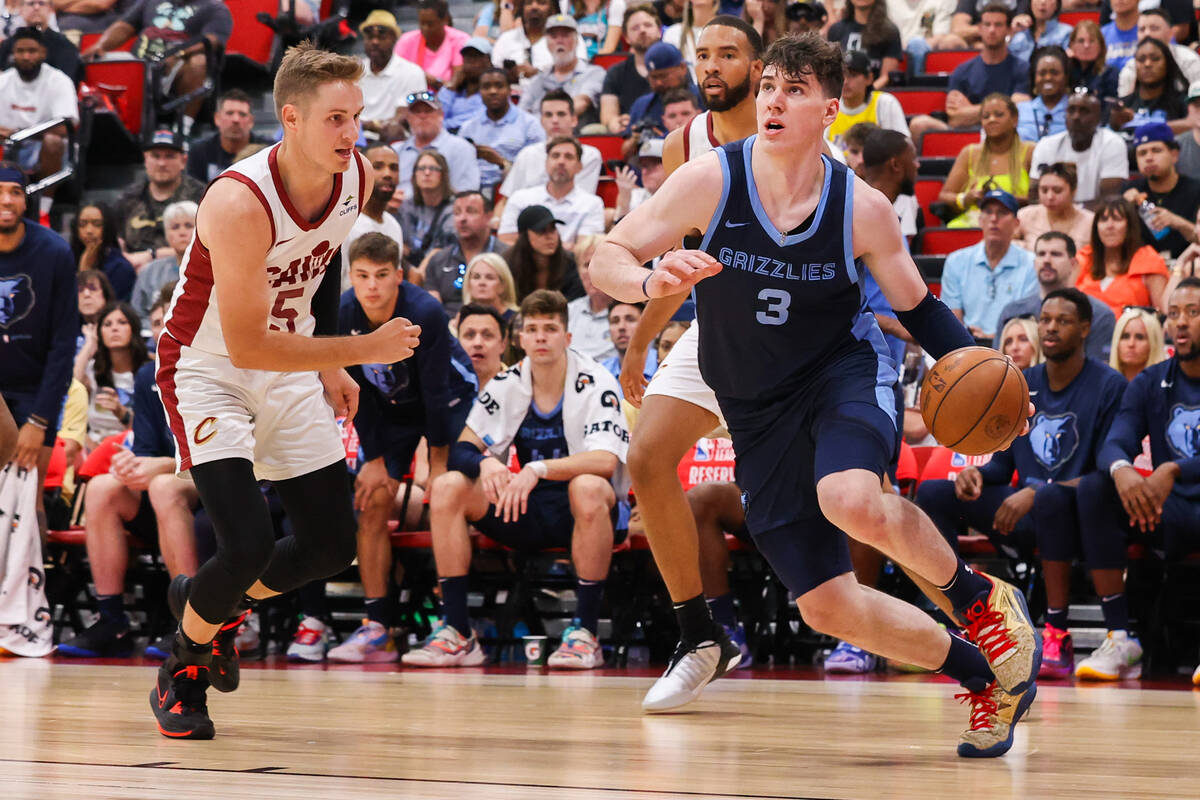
[923,49,976,74]
[920,129,981,158]
[892,87,950,117]
[914,226,982,255]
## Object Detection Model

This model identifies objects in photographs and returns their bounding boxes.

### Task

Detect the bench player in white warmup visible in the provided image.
[151,43,421,739]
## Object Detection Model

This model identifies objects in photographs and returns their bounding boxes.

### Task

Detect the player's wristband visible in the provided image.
[640,271,653,299]
[528,460,548,479]
[448,441,488,478]
[1108,459,1133,478]
[894,291,974,360]
[24,415,47,431]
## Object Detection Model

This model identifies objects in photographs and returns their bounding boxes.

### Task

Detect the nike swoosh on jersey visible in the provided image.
[277,236,296,245]
[724,220,749,228]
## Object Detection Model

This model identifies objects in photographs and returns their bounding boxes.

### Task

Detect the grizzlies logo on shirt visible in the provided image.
[1167,405,1200,459]
[1028,412,1080,472]
[0,274,33,329]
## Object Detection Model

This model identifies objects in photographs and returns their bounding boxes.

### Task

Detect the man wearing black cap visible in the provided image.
[1123,120,1200,259]
[117,128,205,270]
[0,163,77,498]
[518,14,605,128]
[0,27,77,223]
[784,0,827,34]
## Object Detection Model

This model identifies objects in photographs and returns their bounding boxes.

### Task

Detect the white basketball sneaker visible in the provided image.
[286,616,331,662]
[400,623,486,667]
[641,633,742,712]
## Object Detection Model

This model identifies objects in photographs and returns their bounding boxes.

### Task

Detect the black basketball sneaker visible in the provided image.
[166,574,247,693]
[150,651,214,739]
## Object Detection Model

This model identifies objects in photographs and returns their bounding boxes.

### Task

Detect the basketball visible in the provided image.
[920,347,1029,456]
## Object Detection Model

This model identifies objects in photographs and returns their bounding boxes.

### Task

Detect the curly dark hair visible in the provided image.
[761,33,843,99]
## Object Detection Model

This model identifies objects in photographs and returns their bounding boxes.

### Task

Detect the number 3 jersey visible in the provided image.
[695,136,891,404]
[163,143,366,357]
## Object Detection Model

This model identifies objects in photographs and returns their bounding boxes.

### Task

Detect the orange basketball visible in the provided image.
[919,346,1029,456]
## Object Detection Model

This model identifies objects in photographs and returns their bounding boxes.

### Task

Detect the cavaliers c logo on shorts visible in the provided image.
[193,417,218,445]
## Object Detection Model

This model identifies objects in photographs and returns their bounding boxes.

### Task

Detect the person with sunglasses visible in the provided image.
[1075,277,1200,684]
[1016,45,1069,142]
[393,90,481,201]
[1029,87,1128,208]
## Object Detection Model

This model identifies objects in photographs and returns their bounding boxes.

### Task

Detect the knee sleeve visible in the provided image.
[1030,483,1079,562]
[188,459,278,624]
[1077,471,1130,570]
[258,461,358,593]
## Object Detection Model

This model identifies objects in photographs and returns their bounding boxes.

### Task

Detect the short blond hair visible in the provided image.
[274,41,364,120]
[462,252,518,312]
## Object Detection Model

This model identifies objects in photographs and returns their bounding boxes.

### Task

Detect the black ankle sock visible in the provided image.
[365,597,391,628]
[1045,607,1068,631]
[174,629,213,665]
[575,579,605,634]
[1100,593,1129,632]
[937,631,994,694]
[96,594,125,625]
[439,576,471,636]
[706,593,737,629]
[674,593,719,645]
[938,561,994,612]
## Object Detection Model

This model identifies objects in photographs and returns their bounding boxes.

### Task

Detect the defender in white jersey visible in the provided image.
[150,43,421,741]
[621,17,763,713]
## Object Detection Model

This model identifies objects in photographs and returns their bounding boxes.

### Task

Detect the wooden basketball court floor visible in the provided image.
[2,659,1198,799]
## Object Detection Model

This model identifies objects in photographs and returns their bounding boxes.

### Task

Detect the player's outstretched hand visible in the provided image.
[646,250,722,298]
[370,317,422,363]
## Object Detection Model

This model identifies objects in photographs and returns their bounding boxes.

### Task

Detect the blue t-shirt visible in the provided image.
[980,359,1127,487]
[1016,95,1068,142]
[0,222,78,424]
[948,53,1030,104]
[1098,358,1200,499]
[514,397,570,496]
[1101,20,1139,70]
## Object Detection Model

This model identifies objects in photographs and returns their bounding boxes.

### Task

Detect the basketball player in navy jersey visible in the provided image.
[150,44,421,739]
[592,34,1040,757]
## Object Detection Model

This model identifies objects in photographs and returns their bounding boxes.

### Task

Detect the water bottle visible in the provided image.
[1140,200,1170,241]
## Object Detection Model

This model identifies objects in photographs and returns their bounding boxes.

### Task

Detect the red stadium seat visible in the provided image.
[597,177,618,208]
[924,49,977,74]
[83,60,147,136]
[1059,8,1101,25]
[226,0,278,66]
[916,446,997,486]
[592,52,628,69]
[915,226,982,255]
[920,129,980,158]
[579,134,624,163]
[78,32,133,52]
[891,87,950,117]
[914,177,943,223]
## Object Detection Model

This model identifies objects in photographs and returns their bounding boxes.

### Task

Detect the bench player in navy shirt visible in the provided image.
[917,289,1127,679]
[328,232,476,663]
[1073,277,1200,684]
[593,33,1040,757]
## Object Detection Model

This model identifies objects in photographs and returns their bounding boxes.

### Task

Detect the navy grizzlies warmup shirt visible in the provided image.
[694,138,897,411]
[978,359,1127,488]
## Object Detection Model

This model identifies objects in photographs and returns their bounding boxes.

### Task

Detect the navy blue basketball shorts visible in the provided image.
[378,398,471,480]
[719,344,900,597]
[471,484,628,551]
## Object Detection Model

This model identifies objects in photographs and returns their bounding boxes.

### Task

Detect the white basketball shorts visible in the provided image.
[156,334,345,481]
[643,322,726,426]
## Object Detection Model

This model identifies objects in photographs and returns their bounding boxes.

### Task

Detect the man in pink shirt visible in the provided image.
[396,0,471,88]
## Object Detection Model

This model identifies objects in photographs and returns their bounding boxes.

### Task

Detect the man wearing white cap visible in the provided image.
[492,0,587,75]
[357,10,427,139]
[518,14,605,128]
